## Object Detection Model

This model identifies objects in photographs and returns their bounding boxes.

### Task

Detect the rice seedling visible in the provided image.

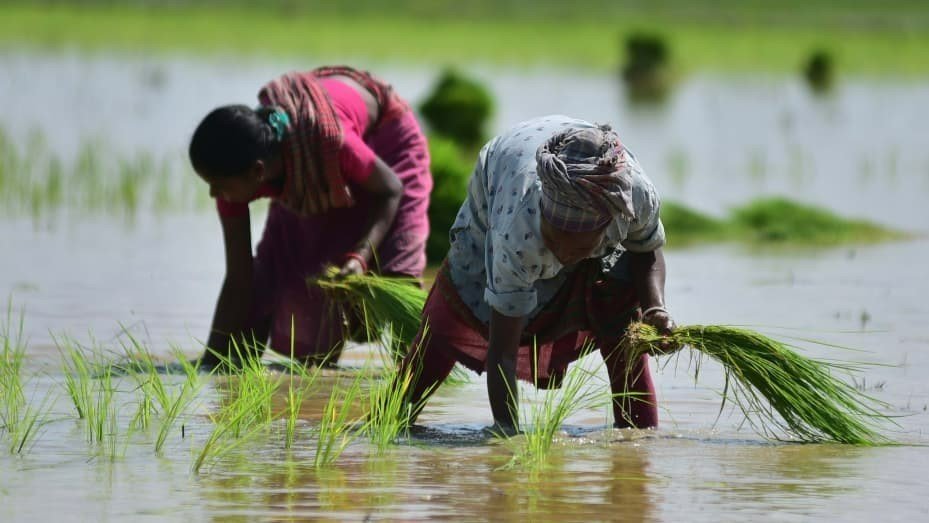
[54,333,128,456]
[56,334,94,420]
[85,361,117,446]
[192,338,280,473]
[154,348,204,454]
[4,391,55,455]
[314,373,366,468]
[278,321,325,450]
[363,335,434,453]
[0,302,55,455]
[116,332,164,431]
[312,267,426,361]
[497,343,613,472]
[622,322,893,445]
[191,382,277,473]
[0,125,212,220]
[1,300,27,420]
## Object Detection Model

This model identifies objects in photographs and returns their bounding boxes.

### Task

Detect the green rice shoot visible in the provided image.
[1,303,54,455]
[622,322,893,445]
[312,267,426,361]
[314,373,366,468]
[498,343,613,472]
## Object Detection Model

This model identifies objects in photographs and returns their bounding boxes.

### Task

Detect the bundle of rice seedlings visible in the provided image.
[311,267,426,360]
[622,322,892,445]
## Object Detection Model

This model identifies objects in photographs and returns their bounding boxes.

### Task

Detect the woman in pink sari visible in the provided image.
[188,66,432,368]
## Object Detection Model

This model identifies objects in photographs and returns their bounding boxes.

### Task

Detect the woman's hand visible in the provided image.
[339,256,366,277]
[642,307,679,354]
[642,307,675,335]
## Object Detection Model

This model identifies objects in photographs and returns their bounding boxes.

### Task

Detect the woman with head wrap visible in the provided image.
[188,66,432,368]
[398,115,674,433]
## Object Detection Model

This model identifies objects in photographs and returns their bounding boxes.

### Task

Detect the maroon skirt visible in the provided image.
[416,260,643,389]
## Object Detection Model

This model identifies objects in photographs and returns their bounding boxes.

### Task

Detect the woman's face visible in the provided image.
[198,162,264,203]
[540,217,606,266]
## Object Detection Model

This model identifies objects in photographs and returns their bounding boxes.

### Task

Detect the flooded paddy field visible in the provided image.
[1,51,928,521]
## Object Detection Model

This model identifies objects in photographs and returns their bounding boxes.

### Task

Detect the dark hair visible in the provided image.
[188,104,278,178]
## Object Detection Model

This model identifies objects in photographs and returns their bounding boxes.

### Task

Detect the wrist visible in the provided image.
[343,251,368,273]
[641,305,669,318]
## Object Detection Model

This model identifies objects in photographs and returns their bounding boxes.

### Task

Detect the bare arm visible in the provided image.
[340,157,403,275]
[486,309,526,434]
[627,247,675,334]
[201,211,259,367]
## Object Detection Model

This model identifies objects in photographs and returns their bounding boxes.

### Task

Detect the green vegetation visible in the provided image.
[623,322,893,444]
[729,197,903,245]
[1,2,928,74]
[420,70,494,150]
[363,337,434,453]
[425,136,472,262]
[193,342,281,473]
[500,346,612,472]
[660,201,733,245]
[0,117,906,252]
[1,303,53,455]
[0,127,210,219]
[621,32,674,102]
[314,373,366,468]
[662,198,904,247]
[313,268,428,361]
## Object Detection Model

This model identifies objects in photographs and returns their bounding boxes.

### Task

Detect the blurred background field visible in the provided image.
[2,0,929,74]
[2,2,928,522]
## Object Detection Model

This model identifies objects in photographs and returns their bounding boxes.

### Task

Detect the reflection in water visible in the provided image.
[711,445,859,508]
[191,425,661,521]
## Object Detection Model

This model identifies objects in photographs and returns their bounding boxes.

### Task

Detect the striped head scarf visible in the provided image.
[258,66,410,215]
[535,124,635,232]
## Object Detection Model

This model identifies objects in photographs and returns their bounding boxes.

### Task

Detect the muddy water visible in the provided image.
[2,51,929,521]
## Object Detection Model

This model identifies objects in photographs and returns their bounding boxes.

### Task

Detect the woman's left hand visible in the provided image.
[642,308,679,354]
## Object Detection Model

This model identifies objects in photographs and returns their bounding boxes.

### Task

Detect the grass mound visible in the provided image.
[623,322,893,445]
[660,201,732,245]
[730,197,902,245]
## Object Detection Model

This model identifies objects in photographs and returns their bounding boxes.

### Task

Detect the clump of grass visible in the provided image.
[56,334,95,421]
[279,322,324,450]
[192,339,280,473]
[314,373,366,468]
[363,331,435,453]
[1,301,54,455]
[1,300,27,419]
[192,385,275,474]
[4,392,54,455]
[0,125,210,221]
[154,349,202,454]
[312,267,426,361]
[622,322,893,445]
[729,197,903,245]
[659,197,905,247]
[497,344,612,472]
[660,201,732,245]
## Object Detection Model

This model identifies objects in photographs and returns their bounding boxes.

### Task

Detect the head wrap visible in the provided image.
[258,66,409,215]
[535,124,635,232]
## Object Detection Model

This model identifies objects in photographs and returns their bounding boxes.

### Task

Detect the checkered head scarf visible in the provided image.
[536,124,635,232]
